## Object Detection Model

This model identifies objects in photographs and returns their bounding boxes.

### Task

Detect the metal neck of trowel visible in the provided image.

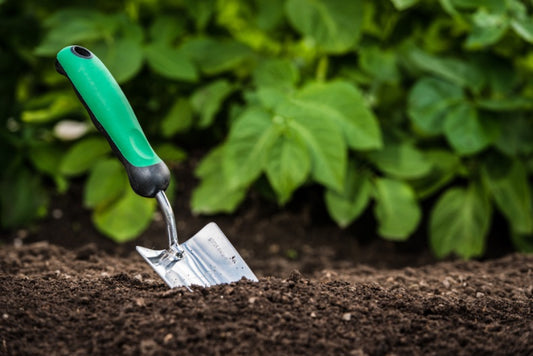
[155,191,184,256]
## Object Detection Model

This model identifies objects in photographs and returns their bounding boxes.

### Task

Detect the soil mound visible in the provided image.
[1,242,531,355]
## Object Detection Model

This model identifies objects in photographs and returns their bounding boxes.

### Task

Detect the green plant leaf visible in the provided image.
[465,9,509,49]
[253,87,287,110]
[421,17,455,52]
[368,141,432,179]
[443,102,490,155]
[294,81,382,150]
[223,107,279,188]
[92,38,144,83]
[34,10,115,56]
[0,166,48,229]
[192,146,247,214]
[154,143,187,164]
[409,150,461,198]
[373,178,421,240]
[84,159,127,209]
[195,145,225,179]
[491,115,533,156]
[477,96,533,112]
[191,177,247,214]
[115,15,143,43]
[184,0,215,30]
[59,137,110,176]
[359,46,399,84]
[21,92,80,123]
[482,156,533,234]
[265,134,311,204]
[221,88,350,195]
[253,58,299,90]
[149,15,185,44]
[429,182,491,259]
[93,187,156,242]
[325,165,372,228]
[390,0,419,11]
[145,42,198,82]
[161,98,194,137]
[408,77,464,135]
[28,144,65,178]
[403,46,484,91]
[285,0,363,53]
[181,37,253,75]
[476,56,517,95]
[449,0,505,11]
[254,0,285,30]
[190,79,234,128]
[278,100,347,192]
[511,17,533,43]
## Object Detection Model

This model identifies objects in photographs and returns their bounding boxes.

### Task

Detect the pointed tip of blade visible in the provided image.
[135,245,149,254]
[136,245,164,258]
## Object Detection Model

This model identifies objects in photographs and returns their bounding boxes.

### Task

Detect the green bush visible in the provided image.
[2,0,533,257]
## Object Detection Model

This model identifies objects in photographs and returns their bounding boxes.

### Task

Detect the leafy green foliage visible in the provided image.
[83,158,166,242]
[373,178,421,241]
[409,150,461,199]
[190,80,234,128]
[286,0,363,53]
[276,98,347,192]
[408,77,464,135]
[160,98,194,136]
[36,9,145,83]
[21,92,81,123]
[253,59,299,90]
[391,0,419,11]
[482,155,533,234]
[154,143,187,164]
[368,141,431,179]
[430,183,492,259]
[28,144,69,192]
[222,107,280,189]
[266,134,311,204]
[325,165,371,228]
[1,165,49,229]
[59,137,110,176]
[191,147,247,214]
[84,159,127,209]
[206,78,381,208]
[92,187,156,242]
[3,0,533,256]
[181,37,253,75]
[294,82,382,150]
[144,43,198,82]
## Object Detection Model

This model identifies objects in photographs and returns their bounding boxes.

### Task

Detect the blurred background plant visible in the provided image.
[1,0,532,258]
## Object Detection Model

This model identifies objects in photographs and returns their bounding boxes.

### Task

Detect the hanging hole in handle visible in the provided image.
[71,46,93,59]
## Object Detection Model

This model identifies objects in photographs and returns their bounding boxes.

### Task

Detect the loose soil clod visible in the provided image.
[1,243,532,356]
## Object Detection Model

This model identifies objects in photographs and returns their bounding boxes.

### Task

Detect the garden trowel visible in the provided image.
[56,45,257,289]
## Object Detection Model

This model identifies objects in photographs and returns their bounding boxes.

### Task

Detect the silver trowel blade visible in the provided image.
[136,222,258,289]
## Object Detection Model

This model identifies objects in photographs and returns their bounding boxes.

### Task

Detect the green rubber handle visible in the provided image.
[56,45,169,197]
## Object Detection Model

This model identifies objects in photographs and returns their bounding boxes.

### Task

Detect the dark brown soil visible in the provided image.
[1,159,531,355]
[1,243,532,355]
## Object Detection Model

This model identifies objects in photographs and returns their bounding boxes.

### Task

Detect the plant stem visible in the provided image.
[316,56,329,82]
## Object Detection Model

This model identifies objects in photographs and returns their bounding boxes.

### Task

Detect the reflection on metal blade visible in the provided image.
[136,222,258,289]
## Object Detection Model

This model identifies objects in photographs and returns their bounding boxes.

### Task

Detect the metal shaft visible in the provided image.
[155,191,183,255]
